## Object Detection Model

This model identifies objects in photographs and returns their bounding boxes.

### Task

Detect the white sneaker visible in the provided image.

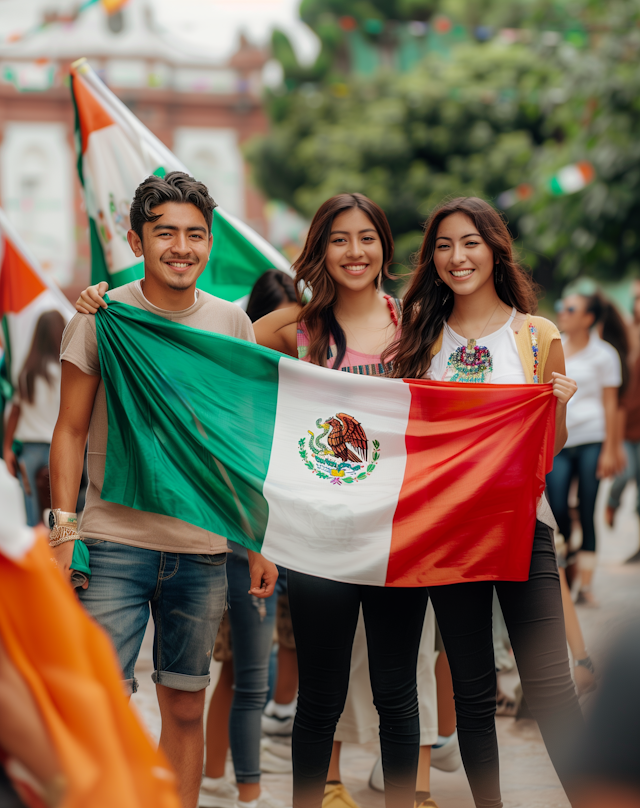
[261,698,297,736]
[237,791,287,808]
[260,737,293,773]
[431,731,462,772]
[368,757,384,792]
[200,776,239,808]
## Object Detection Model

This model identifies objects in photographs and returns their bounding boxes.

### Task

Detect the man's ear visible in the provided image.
[127,229,143,258]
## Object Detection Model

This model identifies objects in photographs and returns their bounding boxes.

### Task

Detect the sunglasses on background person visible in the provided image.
[554,301,579,314]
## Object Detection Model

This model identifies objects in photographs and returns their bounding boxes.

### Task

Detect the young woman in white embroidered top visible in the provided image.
[385,197,583,808]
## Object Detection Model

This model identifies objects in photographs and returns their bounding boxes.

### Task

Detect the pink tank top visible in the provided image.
[296,295,402,376]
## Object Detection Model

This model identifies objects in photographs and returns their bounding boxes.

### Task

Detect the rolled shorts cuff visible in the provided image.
[152,670,211,692]
[124,677,138,696]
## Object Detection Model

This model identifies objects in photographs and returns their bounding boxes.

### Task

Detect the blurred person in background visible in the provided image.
[547,293,626,606]
[606,290,640,563]
[388,196,583,808]
[2,311,65,526]
[246,269,296,323]
[568,619,640,808]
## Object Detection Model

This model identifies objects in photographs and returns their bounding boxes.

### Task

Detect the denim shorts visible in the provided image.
[78,539,227,694]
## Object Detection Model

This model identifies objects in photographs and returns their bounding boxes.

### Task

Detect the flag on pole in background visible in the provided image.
[0,208,74,390]
[95,299,557,588]
[70,58,292,301]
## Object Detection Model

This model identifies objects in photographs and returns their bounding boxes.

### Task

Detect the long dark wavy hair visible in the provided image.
[581,292,630,397]
[246,269,296,322]
[18,310,65,403]
[294,193,394,368]
[386,197,539,379]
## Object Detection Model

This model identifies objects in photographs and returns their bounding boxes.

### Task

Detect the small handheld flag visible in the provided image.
[0,208,74,390]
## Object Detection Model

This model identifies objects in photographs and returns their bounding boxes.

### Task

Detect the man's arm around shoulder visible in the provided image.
[49,361,100,582]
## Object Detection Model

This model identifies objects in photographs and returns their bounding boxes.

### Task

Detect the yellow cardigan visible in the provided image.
[431,315,560,384]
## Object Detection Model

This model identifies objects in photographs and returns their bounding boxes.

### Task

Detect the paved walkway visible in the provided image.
[131,479,640,808]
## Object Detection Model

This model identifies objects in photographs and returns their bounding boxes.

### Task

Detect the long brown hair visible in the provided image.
[294,193,394,368]
[18,310,65,404]
[387,197,539,379]
[581,291,630,397]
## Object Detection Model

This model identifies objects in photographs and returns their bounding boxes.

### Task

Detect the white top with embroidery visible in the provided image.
[428,307,556,529]
[427,308,525,384]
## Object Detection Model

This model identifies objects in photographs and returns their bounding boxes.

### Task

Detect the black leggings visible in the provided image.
[287,571,429,808]
[428,521,584,808]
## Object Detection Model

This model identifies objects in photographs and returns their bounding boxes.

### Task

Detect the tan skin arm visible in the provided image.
[542,339,576,457]
[252,305,301,358]
[2,403,21,477]
[598,387,622,478]
[49,361,101,584]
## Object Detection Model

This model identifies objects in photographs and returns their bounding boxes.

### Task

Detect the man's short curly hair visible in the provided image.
[129,171,217,240]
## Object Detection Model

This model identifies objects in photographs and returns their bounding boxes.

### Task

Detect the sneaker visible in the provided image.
[368,757,383,792]
[199,776,239,808]
[431,731,462,772]
[575,590,599,608]
[261,698,296,736]
[237,792,286,808]
[322,783,360,808]
[260,737,292,774]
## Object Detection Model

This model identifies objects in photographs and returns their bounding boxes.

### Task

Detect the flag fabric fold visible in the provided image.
[0,208,74,390]
[0,461,180,808]
[70,58,292,300]
[94,299,556,587]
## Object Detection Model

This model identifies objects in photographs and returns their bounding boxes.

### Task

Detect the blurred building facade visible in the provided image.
[0,0,271,289]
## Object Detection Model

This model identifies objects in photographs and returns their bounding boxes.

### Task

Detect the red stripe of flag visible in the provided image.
[388,380,556,586]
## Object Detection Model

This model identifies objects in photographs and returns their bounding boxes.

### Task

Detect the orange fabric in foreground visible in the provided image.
[0,238,46,316]
[388,380,556,587]
[0,531,181,808]
[71,68,114,154]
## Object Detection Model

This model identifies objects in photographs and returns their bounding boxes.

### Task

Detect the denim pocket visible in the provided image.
[197,552,227,566]
[83,538,105,548]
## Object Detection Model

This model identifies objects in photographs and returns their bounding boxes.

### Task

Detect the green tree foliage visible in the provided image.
[250,0,640,287]
[518,7,640,282]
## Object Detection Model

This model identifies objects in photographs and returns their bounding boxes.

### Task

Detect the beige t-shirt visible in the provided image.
[60,281,255,554]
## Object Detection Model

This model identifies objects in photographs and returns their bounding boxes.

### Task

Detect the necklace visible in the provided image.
[450,300,502,352]
[444,301,503,384]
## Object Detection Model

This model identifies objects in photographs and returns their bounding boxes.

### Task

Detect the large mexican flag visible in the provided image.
[0,207,74,390]
[70,58,291,300]
[95,299,556,587]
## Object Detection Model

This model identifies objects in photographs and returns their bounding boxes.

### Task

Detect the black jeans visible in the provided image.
[287,571,429,808]
[428,521,584,808]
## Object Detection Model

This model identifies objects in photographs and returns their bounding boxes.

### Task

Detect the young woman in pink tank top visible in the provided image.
[254,194,430,808]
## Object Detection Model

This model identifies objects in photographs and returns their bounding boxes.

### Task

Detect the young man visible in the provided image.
[49,171,276,808]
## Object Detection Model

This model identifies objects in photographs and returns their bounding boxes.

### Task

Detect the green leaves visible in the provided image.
[248,0,640,291]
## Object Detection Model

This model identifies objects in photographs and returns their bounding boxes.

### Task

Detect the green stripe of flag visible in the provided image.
[95,298,282,548]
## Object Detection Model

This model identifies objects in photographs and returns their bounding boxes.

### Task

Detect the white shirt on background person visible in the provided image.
[564,331,622,449]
